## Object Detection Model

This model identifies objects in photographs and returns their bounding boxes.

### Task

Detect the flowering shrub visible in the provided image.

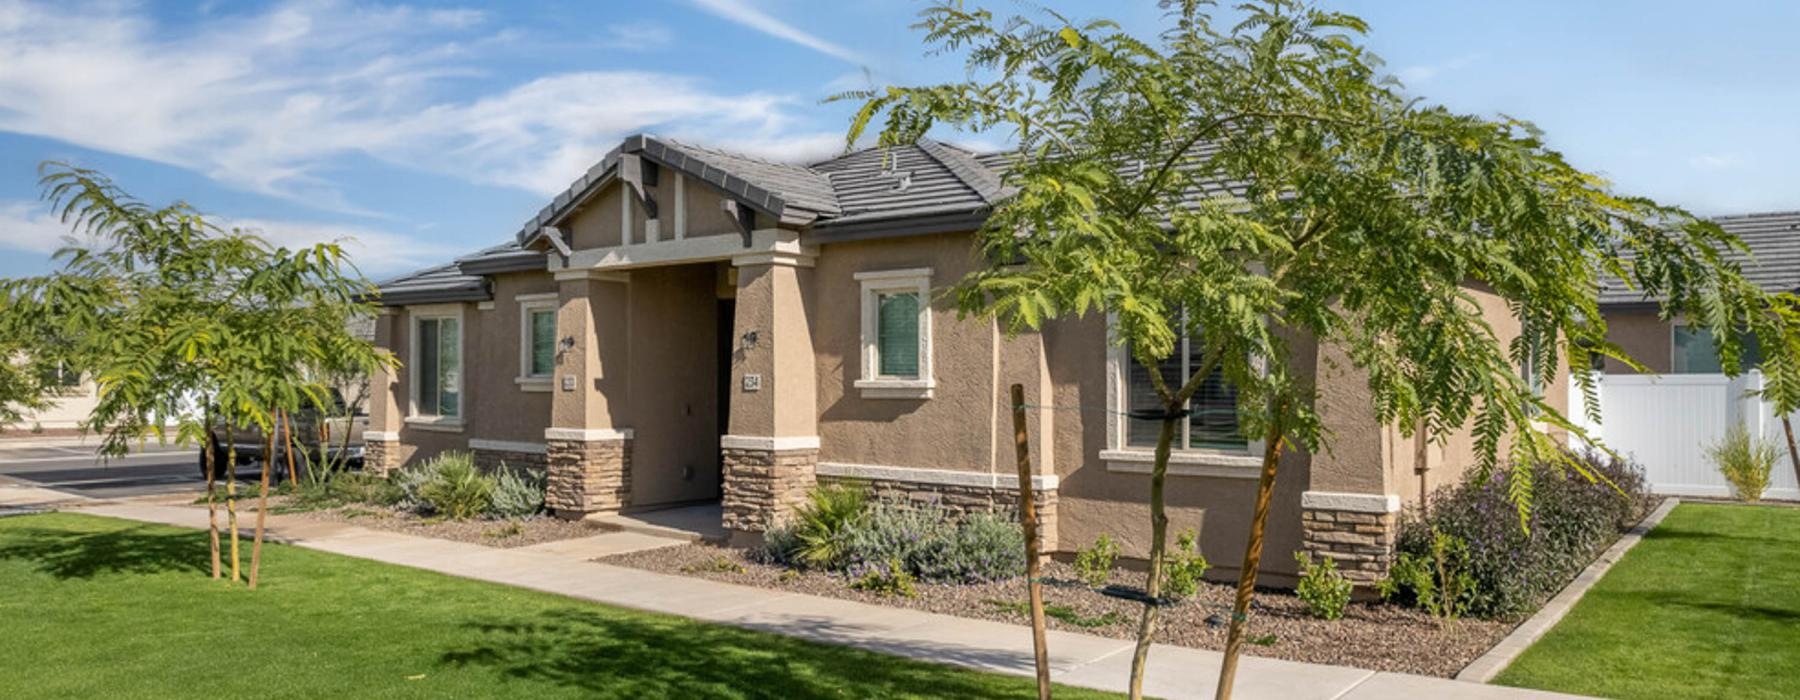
[1393,448,1651,618]
[766,488,1026,585]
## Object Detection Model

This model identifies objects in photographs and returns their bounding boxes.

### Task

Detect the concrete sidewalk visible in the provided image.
[59,498,1583,700]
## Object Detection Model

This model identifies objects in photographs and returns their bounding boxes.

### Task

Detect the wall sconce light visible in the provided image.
[740,330,759,351]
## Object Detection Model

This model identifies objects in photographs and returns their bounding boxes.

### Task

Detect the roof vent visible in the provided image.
[889,170,913,192]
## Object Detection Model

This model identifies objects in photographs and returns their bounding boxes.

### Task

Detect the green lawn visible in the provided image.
[0,512,1114,699]
[1496,503,1800,700]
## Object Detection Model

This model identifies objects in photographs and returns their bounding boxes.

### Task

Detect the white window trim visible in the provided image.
[517,293,559,390]
[854,268,934,400]
[1102,313,1263,475]
[408,303,465,428]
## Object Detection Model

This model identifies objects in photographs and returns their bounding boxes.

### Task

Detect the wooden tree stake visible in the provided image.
[1011,384,1052,700]
[249,425,273,589]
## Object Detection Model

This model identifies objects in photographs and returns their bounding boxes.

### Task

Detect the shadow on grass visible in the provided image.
[1640,528,1797,547]
[1634,591,1800,625]
[0,523,210,579]
[442,609,1053,699]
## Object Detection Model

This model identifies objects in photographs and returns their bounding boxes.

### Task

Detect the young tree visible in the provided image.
[841,2,1793,697]
[0,164,391,587]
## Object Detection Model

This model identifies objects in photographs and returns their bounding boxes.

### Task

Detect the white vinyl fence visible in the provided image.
[1573,371,1800,500]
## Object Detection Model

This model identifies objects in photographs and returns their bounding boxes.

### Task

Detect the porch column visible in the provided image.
[363,309,403,475]
[545,269,634,518]
[721,240,819,544]
[1302,340,1402,584]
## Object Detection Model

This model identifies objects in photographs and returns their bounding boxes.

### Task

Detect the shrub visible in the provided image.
[489,463,546,517]
[838,498,1025,584]
[1159,529,1209,600]
[1073,533,1120,588]
[392,458,443,510]
[279,472,401,513]
[772,484,868,569]
[1395,448,1650,618]
[848,558,918,597]
[415,452,494,520]
[1294,552,1353,620]
[1709,424,1778,502]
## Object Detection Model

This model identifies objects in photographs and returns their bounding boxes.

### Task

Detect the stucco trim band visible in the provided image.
[544,427,635,441]
[1101,449,1261,478]
[404,416,465,433]
[720,435,821,451]
[1301,490,1401,514]
[816,461,1059,491]
[468,438,548,455]
[362,431,400,442]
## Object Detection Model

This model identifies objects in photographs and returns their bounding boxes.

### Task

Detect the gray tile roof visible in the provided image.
[379,134,1256,304]
[1599,211,1800,305]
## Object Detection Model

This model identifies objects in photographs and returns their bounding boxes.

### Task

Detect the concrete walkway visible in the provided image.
[47,496,1583,700]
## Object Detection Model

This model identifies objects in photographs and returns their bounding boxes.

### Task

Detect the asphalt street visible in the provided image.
[0,440,211,498]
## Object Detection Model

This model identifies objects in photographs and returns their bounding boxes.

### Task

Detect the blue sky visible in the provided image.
[1,0,1796,279]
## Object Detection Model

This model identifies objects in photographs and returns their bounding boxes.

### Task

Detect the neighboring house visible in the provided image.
[3,362,96,438]
[1600,211,1800,374]
[364,135,1566,583]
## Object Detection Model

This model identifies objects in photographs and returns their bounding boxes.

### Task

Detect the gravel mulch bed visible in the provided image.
[269,500,617,548]
[601,544,1513,678]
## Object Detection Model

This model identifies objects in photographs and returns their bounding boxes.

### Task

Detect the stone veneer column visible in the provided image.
[722,237,820,544]
[362,309,404,476]
[1299,490,1401,585]
[545,428,633,517]
[720,435,818,537]
[545,269,633,520]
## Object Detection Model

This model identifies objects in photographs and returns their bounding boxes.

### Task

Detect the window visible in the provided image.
[854,268,933,399]
[410,307,462,423]
[1102,313,1262,475]
[1673,325,1761,374]
[1123,328,1246,451]
[516,294,559,389]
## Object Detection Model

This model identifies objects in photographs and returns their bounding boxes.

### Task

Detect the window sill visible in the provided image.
[405,416,465,433]
[515,376,553,393]
[1101,448,1261,478]
[853,378,934,400]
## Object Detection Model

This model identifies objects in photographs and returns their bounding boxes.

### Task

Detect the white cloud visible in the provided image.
[1688,153,1745,171]
[1397,53,1483,85]
[0,0,839,209]
[689,0,865,64]
[0,201,85,254]
[600,21,673,51]
[0,200,452,275]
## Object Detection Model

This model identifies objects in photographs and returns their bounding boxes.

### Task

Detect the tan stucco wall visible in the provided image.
[729,261,818,437]
[811,233,1003,472]
[468,272,556,445]
[1602,307,1671,374]
[561,173,753,251]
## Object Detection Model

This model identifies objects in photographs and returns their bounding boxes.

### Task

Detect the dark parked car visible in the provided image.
[200,397,367,480]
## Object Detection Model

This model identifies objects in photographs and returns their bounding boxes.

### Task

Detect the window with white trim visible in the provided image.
[517,294,558,386]
[1103,313,1261,473]
[1673,323,1761,374]
[411,308,462,420]
[854,268,933,399]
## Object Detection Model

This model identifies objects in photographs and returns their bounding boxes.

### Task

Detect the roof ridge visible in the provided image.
[659,136,820,170]
[916,138,1010,205]
[1714,210,1800,222]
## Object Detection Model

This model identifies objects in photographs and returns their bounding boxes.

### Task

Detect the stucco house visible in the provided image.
[363,134,1565,583]
[1601,211,1800,374]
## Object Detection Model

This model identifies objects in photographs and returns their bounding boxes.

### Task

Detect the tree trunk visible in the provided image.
[204,406,220,580]
[1783,415,1800,490]
[1214,404,1288,700]
[225,421,241,584]
[1010,384,1052,700]
[1127,412,1181,700]
[282,409,298,484]
[249,425,273,589]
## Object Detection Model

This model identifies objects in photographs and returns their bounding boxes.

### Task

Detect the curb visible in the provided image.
[1455,496,1680,683]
